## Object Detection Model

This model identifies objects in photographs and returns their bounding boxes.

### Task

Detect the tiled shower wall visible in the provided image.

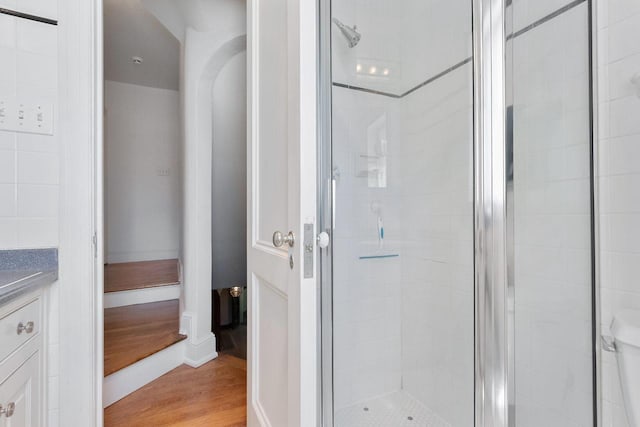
[597,0,640,425]
[331,1,593,426]
[331,65,475,427]
[331,87,404,409]
[511,3,594,426]
[399,65,474,427]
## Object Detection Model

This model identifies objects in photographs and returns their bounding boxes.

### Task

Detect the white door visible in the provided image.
[247,0,318,426]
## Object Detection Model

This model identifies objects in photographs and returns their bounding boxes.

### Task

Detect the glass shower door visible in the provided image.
[507,0,595,426]
[325,0,475,425]
[321,0,596,425]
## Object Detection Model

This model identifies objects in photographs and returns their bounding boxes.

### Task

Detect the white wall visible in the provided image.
[104,80,181,263]
[596,1,640,425]
[211,51,247,289]
[0,6,60,426]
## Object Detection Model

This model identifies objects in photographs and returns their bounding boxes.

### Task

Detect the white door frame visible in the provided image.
[57,0,104,426]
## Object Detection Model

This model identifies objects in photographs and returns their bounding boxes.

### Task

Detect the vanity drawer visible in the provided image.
[0,298,41,362]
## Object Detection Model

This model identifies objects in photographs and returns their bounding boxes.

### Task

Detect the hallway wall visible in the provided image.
[105,80,181,263]
[211,51,247,290]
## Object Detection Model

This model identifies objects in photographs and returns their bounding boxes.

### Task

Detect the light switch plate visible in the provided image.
[0,97,54,135]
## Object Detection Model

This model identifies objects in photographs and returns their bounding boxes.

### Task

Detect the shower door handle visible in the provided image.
[273,231,295,248]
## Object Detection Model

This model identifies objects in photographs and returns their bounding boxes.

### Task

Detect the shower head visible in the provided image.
[332,18,361,48]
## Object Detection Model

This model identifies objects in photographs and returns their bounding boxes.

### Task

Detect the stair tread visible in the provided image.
[104,300,185,376]
[105,259,180,293]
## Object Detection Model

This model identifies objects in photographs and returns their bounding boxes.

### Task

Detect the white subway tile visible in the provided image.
[16,50,57,91]
[0,149,15,183]
[13,0,58,20]
[16,19,57,56]
[608,52,640,100]
[17,150,58,184]
[17,184,58,217]
[599,135,640,176]
[17,217,57,247]
[608,14,640,63]
[0,132,16,150]
[0,47,16,94]
[16,133,57,153]
[609,94,640,137]
[0,14,15,49]
[608,0,640,26]
[0,218,18,248]
[0,183,16,216]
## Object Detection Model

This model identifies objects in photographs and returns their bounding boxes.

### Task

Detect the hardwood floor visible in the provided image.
[104,300,186,376]
[105,259,179,293]
[104,354,247,426]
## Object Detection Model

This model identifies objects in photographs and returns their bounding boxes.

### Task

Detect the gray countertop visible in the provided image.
[0,249,58,305]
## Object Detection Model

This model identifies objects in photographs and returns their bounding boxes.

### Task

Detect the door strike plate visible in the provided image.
[303,223,314,278]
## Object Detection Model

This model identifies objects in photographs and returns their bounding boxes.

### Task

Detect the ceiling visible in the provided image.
[104,0,180,91]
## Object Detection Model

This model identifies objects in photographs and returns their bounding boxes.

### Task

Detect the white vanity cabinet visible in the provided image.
[0,290,45,427]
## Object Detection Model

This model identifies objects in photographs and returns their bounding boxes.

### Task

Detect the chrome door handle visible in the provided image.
[273,231,295,248]
[0,402,15,417]
[17,321,34,335]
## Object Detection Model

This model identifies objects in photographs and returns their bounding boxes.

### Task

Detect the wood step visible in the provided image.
[104,300,186,376]
[105,259,179,293]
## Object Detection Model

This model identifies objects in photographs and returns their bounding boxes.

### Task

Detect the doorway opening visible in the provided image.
[100,0,248,424]
[211,50,248,361]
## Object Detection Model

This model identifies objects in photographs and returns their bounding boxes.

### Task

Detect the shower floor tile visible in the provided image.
[335,391,451,427]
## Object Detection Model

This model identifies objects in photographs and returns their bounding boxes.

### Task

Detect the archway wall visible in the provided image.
[181,25,246,365]
[211,51,247,291]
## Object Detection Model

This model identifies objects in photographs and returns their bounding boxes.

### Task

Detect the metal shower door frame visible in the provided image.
[316,0,596,425]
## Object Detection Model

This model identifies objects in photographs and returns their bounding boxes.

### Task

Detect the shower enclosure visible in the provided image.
[319,0,596,426]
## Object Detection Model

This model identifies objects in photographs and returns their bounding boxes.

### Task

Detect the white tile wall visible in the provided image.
[399,63,474,427]
[597,1,640,425]
[331,0,471,96]
[331,41,474,427]
[511,4,594,427]
[332,2,594,426]
[0,5,59,426]
[0,0,58,20]
[332,86,405,409]
[0,16,59,250]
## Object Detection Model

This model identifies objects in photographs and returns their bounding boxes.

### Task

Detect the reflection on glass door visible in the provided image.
[507,1,595,426]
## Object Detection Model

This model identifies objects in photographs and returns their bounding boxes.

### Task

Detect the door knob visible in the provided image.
[273,231,295,248]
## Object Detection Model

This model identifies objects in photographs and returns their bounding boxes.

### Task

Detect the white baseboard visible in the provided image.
[106,250,179,264]
[103,340,186,408]
[181,311,218,368]
[184,333,218,368]
[104,284,181,308]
